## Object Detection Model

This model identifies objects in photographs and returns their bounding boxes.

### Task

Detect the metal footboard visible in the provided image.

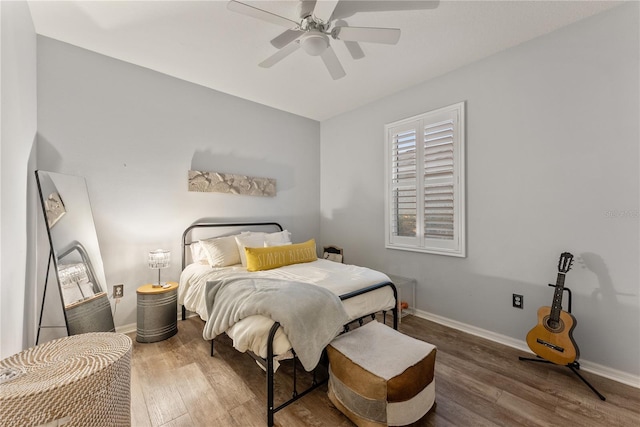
[265,280,398,427]
[204,280,398,426]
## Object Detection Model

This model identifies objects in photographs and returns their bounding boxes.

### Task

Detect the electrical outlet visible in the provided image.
[113,284,124,299]
[512,294,523,309]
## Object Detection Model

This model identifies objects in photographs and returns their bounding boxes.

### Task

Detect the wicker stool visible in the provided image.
[0,332,132,427]
[327,321,436,426]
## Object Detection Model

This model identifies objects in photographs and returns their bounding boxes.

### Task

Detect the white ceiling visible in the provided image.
[27,0,621,121]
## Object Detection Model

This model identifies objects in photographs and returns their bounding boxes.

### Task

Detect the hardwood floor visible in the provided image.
[130,315,640,426]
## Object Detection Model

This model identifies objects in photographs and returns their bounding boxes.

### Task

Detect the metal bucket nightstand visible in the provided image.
[136,281,178,343]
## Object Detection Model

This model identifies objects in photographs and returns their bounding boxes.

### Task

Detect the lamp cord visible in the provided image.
[113,297,119,318]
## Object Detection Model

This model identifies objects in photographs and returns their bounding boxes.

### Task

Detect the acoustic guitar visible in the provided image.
[525,252,580,365]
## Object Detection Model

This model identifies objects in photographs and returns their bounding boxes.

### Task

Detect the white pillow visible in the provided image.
[242,231,266,238]
[264,230,292,247]
[235,233,268,267]
[190,241,208,263]
[265,241,292,248]
[200,236,241,267]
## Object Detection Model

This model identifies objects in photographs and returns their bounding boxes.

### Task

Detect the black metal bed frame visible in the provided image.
[180,222,398,427]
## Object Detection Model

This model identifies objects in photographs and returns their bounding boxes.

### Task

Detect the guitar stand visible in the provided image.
[519,285,606,401]
[518,356,606,400]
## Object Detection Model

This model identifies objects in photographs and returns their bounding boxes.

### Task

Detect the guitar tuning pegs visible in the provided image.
[558,252,574,273]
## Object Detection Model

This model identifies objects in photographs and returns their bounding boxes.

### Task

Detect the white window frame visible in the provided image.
[384,102,466,257]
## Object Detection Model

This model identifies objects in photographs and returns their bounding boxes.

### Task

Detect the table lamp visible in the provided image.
[58,263,90,299]
[148,249,170,288]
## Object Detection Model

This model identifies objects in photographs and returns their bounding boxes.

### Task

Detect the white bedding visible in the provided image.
[179,258,395,359]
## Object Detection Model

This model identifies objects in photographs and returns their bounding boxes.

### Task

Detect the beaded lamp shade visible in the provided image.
[148,249,170,287]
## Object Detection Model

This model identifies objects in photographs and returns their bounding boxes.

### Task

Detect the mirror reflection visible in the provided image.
[57,242,100,307]
[35,171,114,336]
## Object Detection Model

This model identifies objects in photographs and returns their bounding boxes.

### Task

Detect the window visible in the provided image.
[384,102,465,257]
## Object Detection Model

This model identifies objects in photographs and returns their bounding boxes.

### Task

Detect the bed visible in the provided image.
[178,222,398,426]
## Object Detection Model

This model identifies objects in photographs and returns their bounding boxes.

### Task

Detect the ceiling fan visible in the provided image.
[227,0,402,80]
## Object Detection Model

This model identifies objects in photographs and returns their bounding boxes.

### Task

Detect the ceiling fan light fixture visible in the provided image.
[228,0,408,80]
[300,31,329,56]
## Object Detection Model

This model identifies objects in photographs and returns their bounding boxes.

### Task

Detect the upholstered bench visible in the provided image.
[327,321,436,426]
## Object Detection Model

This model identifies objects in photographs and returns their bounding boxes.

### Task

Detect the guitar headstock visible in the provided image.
[558,252,574,273]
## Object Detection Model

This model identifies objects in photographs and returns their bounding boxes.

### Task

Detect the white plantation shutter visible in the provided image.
[424,121,454,240]
[391,126,418,242]
[385,102,465,257]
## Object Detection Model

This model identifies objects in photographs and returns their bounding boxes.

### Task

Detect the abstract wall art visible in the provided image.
[188,170,276,197]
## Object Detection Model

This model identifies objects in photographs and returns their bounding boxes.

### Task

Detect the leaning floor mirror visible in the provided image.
[35,170,115,341]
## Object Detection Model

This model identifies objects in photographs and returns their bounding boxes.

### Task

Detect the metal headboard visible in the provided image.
[181,222,284,269]
[57,241,100,291]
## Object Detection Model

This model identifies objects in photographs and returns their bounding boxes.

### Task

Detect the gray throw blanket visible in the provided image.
[202,276,349,371]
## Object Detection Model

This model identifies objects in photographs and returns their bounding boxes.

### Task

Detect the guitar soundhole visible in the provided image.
[543,316,565,333]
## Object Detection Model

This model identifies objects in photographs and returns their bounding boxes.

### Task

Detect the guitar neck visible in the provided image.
[549,272,566,321]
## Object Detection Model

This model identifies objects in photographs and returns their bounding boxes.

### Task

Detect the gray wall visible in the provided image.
[36,37,320,339]
[320,3,639,377]
[0,1,37,358]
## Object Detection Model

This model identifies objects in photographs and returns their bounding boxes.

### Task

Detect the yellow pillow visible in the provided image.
[245,239,317,272]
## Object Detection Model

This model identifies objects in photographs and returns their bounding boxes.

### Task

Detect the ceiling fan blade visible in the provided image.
[333,20,364,60]
[271,29,304,49]
[344,41,365,60]
[259,42,300,68]
[334,26,401,45]
[313,0,340,23]
[332,1,439,20]
[320,46,346,80]
[227,0,299,28]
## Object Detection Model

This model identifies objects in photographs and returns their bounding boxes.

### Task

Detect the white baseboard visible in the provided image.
[413,308,640,389]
